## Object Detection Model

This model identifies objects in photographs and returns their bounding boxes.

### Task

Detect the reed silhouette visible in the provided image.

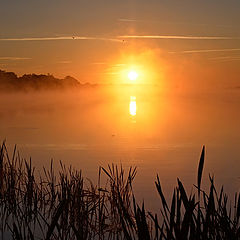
[0,142,240,239]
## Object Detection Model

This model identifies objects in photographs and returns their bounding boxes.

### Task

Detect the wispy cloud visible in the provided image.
[0,36,122,42]
[111,63,126,67]
[170,48,240,54]
[58,60,72,64]
[0,57,31,60]
[218,59,240,63]
[119,35,238,40]
[105,72,119,75]
[209,56,240,60]
[118,18,139,22]
[91,62,106,65]
[211,56,240,62]
[104,63,126,75]
[118,19,233,29]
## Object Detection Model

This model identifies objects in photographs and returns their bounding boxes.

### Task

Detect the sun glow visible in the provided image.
[128,71,139,81]
[110,50,163,85]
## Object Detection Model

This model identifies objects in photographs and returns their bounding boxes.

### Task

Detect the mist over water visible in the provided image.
[1,86,240,211]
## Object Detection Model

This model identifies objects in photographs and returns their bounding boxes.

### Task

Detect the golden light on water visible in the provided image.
[129,96,137,116]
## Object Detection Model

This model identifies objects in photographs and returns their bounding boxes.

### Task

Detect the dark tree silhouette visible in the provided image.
[0,70,81,91]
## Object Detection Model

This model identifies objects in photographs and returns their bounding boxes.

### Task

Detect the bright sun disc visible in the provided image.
[128,71,138,81]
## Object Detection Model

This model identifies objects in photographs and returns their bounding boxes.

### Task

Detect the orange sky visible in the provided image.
[0,0,240,89]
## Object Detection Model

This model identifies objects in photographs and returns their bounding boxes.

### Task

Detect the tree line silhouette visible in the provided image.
[0,69,85,91]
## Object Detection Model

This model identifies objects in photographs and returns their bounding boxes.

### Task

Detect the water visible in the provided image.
[1,85,240,211]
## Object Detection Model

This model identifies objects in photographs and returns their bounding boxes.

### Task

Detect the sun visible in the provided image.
[128,71,139,81]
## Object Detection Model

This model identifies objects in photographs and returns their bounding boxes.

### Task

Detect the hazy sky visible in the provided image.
[0,0,240,86]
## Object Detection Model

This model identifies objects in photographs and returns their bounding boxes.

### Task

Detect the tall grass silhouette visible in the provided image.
[0,141,240,239]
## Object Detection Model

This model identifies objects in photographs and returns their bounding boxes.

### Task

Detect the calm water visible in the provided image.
[1,85,240,210]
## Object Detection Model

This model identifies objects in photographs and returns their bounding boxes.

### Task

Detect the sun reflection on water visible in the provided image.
[129,96,137,117]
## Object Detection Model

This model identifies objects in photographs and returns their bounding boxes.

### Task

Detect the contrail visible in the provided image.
[1,35,237,42]
[119,35,237,40]
[170,48,240,54]
[0,57,31,60]
[0,36,122,42]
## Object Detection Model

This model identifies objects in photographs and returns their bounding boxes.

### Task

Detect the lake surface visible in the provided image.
[1,85,240,211]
